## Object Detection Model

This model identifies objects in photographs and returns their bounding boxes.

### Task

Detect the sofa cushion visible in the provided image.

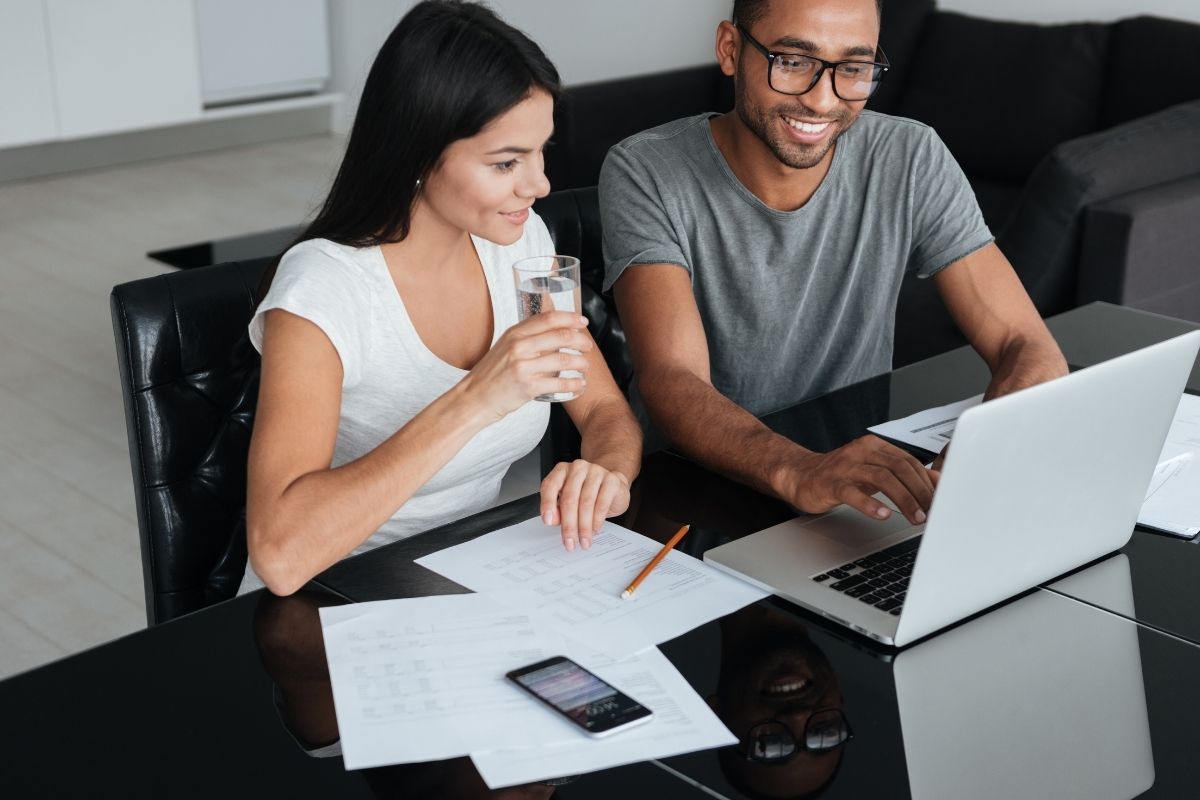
[1078,175,1200,320]
[1100,16,1200,129]
[869,0,937,116]
[896,12,1109,183]
[997,99,1200,316]
[968,177,1024,233]
[545,65,730,191]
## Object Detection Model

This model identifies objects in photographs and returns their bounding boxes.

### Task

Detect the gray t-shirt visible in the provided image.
[600,111,992,420]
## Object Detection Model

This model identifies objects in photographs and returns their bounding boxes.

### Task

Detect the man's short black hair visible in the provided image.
[732,0,884,29]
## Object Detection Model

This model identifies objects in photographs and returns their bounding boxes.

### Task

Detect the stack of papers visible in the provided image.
[868,394,983,453]
[415,517,768,658]
[1139,394,1200,537]
[320,520,767,786]
[869,393,1200,538]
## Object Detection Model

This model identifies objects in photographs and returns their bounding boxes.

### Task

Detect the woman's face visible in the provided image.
[421,88,554,246]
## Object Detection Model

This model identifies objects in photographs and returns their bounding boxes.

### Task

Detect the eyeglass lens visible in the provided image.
[748,710,850,761]
[771,54,882,100]
[750,722,795,760]
[805,709,851,750]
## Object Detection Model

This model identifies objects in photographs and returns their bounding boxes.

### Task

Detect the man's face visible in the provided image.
[733,0,880,169]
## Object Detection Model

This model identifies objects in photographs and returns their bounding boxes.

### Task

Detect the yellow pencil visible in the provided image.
[621,524,691,600]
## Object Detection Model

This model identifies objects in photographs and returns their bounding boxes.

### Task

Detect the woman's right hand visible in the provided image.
[457,311,593,422]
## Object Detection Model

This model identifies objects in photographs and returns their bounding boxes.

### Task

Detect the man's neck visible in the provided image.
[709,112,835,212]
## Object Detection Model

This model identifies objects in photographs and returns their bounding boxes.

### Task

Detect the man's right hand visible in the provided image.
[778,435,937,525]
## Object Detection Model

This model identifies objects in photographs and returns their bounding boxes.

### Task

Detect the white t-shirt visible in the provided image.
[238,213,554,593]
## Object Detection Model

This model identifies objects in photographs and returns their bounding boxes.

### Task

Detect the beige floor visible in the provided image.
[0,135,542,681]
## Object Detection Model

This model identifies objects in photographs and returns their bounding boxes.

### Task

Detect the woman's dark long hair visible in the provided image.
[259,0,560,298]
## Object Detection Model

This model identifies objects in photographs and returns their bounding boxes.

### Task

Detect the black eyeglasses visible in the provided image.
[737,24,889,101]
[738,708,854,763]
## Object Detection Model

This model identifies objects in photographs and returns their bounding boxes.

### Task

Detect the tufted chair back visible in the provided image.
[533,186,634,466]
[111,258,268,625]
[534,185,632,392]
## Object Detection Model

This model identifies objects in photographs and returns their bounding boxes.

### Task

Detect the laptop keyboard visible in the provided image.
[810,536,922,616]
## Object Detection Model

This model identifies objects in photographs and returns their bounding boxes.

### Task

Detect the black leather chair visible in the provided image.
[533,186,635,468]
[111,259,267,625]
[534,186,632,391]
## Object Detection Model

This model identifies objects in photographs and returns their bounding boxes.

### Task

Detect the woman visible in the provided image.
[242,0,641,596]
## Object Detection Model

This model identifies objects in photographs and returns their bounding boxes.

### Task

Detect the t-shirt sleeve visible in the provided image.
[599,142,691,293]
[248,243,372,388]
[908,127,994,279]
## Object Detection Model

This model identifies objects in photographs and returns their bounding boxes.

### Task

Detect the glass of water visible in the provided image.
[513,255,583,402]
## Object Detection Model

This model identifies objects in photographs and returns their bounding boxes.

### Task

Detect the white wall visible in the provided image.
[939,0,1200,24]
[327,0,730,134]
[328,0,1199,134]
[328,0,1200,135]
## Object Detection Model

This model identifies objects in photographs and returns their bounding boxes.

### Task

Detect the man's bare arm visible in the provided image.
[930,243,1069,470]
[614,264,935,523]
[934,243,1069,401]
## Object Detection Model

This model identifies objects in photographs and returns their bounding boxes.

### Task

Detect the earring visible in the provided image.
[415,178,422,191]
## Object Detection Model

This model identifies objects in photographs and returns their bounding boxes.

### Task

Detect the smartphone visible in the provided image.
[506,656,653,738]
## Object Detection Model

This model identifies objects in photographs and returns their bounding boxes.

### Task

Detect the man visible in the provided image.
[599,0,1067,527]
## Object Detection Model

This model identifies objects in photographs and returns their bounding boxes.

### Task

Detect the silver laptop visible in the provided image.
[706,331,1200,647]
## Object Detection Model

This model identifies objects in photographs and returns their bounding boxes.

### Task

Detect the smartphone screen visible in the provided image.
[507,656,653,737]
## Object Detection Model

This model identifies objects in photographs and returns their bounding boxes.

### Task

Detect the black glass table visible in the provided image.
[147,226,300,270]
[4,301,1199,798]
[0,588,710,799]
[325,302,1200,637]
[312,300,1200,797]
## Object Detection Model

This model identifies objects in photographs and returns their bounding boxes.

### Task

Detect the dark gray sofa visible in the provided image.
[543,0,1200,367]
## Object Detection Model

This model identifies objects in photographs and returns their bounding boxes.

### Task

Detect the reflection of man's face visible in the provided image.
[713,603,845,798]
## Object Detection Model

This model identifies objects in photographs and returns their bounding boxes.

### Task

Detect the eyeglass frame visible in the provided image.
[736,708,855,764]
[735,23,890,100]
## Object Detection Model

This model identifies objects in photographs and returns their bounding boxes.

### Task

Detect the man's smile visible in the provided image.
[782,114,834,143]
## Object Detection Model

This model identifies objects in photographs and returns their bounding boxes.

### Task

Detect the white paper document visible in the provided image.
[867,394,983,452]
[469,646,736,788]
[1138,393,1200,537]
[319,593,733,775]
[869,392,1200,538]
[321,593,590,768]
[415,518,768,658]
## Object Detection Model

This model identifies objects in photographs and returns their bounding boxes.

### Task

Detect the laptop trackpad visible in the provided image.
[796,505,917,548]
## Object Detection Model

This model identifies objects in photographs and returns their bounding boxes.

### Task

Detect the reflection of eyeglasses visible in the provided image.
[736,24,889,101]
[739,708,854,763]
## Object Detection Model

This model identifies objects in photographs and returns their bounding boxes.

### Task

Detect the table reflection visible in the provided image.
[890,555,1154,800]
[251,559,1156,799]
[711,603,849,798]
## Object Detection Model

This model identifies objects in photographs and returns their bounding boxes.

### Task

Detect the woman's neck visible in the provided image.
[380,201,472,277]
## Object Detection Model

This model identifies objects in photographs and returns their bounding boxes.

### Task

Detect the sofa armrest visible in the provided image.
[996,99,1200,317]
[1076,174,1200,323]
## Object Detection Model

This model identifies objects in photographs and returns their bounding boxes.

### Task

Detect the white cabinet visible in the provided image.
[0,0,334,160]
[195,0,331,105]
[0,0,58,148]
[45,0,203,139]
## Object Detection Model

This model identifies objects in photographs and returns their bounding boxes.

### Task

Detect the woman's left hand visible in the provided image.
[540,460,631,551]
